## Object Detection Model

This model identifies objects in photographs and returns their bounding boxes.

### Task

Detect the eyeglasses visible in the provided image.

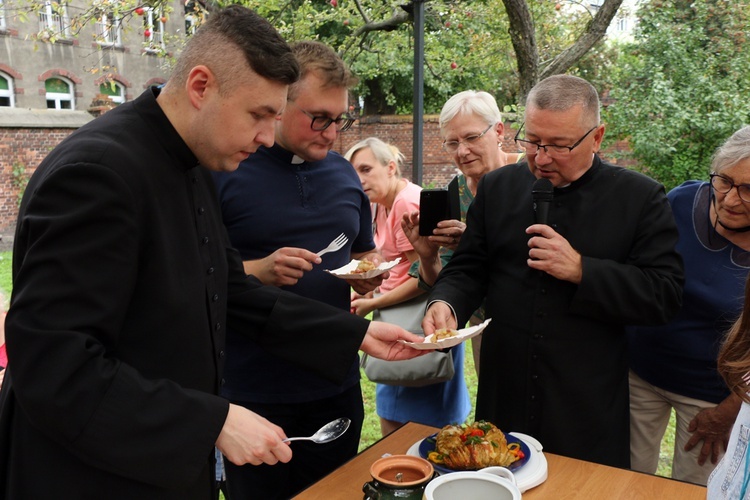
[442,124,494,153]
[287,100,356,132]
[514,124,598,156]
[710,173,750,203]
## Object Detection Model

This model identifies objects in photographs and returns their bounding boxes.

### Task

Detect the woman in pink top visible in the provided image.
[347,138,422,309]
[346,138,470,436]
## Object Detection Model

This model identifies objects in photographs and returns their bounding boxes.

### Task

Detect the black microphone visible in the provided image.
[532,178,554,225]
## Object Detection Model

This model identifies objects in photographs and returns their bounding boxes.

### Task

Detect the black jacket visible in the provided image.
[0,88,368,499]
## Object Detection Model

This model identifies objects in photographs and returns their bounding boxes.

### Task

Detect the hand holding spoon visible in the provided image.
[282,417,351,444]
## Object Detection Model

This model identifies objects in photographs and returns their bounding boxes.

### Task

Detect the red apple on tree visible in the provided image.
[134,7,144,15]
[445,21,451,28]
[555,3,562,10]
[144,28,151,37]
[160,16,167,23]
[330,0,337,6]
[450,62,458,69]
[343,19,350,26]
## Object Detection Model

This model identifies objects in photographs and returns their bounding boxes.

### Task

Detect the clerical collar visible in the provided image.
[291,155,305,164]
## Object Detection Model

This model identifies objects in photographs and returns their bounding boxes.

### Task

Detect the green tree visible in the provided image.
[604,0,750,189]
[9,0,625,112]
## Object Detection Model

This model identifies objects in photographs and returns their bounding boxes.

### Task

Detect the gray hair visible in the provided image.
[525,75,600,128]
[712,125,750,174]
[344,137,405,178]
[439,90,502,136]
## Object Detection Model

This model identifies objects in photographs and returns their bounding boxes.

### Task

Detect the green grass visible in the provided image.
[0,252,10,306]
[0,251,675,478]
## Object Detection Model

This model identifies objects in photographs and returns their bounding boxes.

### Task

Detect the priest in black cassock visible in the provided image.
[425,74,684,469]
[0,7,422,499]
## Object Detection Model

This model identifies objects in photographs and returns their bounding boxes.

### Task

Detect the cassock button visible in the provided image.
[221,378,226,386]
[212,294,219,302]
[192,177,198,183]
[207,267,215,275]
[202,236,209,245]
[532,354,538,360]
[198,207,206,215]
[219,350,225,358]
[532,374,538,380]
[540,288,547,295]
[530,395,536,400]
[215,322,221,331]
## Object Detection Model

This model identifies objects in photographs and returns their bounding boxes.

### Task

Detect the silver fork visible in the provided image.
[316,233,348,257]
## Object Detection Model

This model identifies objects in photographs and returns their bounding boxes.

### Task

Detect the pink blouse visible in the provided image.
[373,180,422,293]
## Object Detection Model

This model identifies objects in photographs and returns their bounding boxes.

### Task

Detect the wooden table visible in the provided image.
[293,422,707,499]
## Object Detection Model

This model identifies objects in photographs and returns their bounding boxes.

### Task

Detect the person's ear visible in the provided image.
[185,65,213,110]
[592,124,606,153]
[493,121,504,141]
[387,160,398,177]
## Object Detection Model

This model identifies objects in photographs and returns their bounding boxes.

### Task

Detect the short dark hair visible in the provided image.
[525,74,600,128]
[170,6,299,93]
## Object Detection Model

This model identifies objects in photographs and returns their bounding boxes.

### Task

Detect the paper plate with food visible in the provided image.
[419,421,530,476]
[325,257,401,280]
[400,318,491,350]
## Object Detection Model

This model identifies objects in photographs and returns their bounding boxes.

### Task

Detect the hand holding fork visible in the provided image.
[316,233,348,257]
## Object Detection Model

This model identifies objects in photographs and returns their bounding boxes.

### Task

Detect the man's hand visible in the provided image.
[243,248,320,287]
[216,404,292,467]
[347,251,387,295]
[526,224,583,284]
[422,301,458,335]
[360,321,427,360]
[685,393,742,465]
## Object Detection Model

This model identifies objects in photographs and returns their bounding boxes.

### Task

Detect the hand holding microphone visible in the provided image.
[527,178,583,283]
[532,178,554,225]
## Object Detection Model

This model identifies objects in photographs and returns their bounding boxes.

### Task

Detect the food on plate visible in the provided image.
[352,259,377,274]
[427,421,524,470]
[433,328,459,341]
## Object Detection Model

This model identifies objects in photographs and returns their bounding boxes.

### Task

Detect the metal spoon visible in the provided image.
[282,417,351,444]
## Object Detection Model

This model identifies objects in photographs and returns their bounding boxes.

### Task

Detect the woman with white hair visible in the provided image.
[402,90,520,371]
[630,125,750,485]
[346,138,470,436]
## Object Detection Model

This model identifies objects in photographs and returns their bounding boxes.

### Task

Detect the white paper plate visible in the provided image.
[400,318,491,350]
[325,258,401,279]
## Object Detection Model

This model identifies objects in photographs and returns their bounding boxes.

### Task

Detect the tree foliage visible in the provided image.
[604,0,750,189]
[10,0,625,114]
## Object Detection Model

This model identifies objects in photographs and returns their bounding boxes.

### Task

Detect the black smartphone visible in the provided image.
[419,189,451,236]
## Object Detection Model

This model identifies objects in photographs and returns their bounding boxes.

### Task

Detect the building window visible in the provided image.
[95,11,122,46]
[46,77,74,110]
[0,0,7,31]
[38,2,70,39]
[616,16,628,33]
[99,81,125,104]
[143,7,165,52]
[0,72,14,107]
[184,0,205,36]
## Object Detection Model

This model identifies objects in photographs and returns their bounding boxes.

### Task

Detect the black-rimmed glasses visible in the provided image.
[288,100,356,132]
[514,124,598,156]
[710,173,750,203]
[442,124,494,153]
